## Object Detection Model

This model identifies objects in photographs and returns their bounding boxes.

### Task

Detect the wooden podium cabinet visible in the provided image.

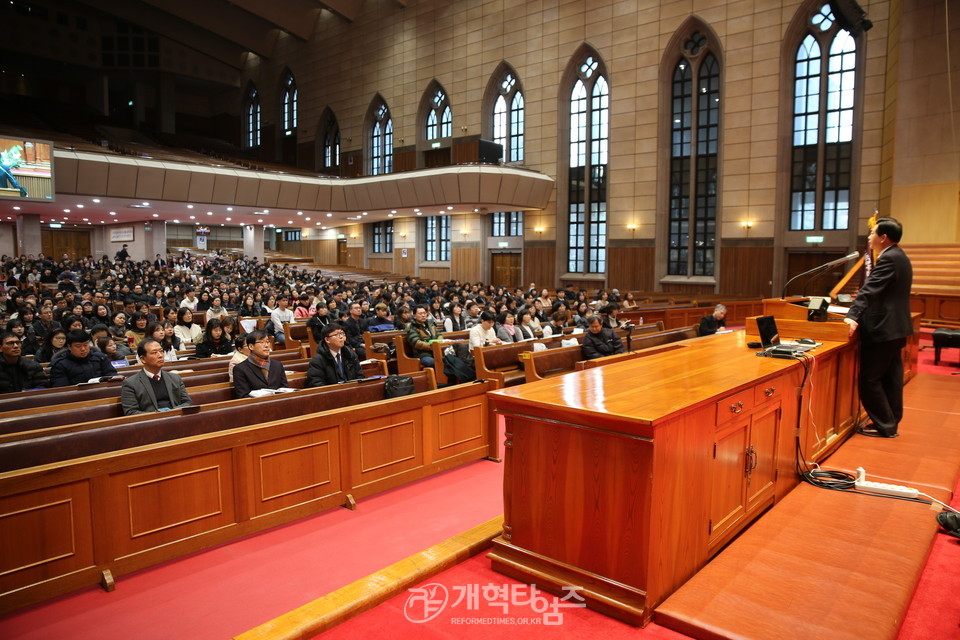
[487,329,858,626]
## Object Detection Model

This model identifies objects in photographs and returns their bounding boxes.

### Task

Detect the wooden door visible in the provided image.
[41,229,91,260]
[784,250,848,297]
[337,240,347,265]
[490,252,521,289]
[709,419,749,545]
[745,402,780,514]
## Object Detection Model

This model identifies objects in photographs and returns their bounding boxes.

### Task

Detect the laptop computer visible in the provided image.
[755,315,816,355]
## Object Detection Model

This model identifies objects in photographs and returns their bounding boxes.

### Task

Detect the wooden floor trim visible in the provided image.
[233,516,503,640]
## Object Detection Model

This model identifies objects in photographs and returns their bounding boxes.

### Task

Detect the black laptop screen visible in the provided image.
[756,315,781,349]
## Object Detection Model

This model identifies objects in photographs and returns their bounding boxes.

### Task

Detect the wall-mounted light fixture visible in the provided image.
[534,226,544,235]
[741,219,753,236]
[460,228,470,237]
[399,231,407,238]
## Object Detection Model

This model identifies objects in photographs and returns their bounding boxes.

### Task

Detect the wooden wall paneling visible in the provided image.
[451,246,480,284]
[561,278,606,291]
[420,267,451,282]
[716,246,774,299]
[608,246,656,292]
[345,409,422,495]
[0,481,95,595]
[659,282,715,296]
[289,239,337,264]
[395,247,416,277]
[368,257,393,272]
[394,149,416,173]
[424,395,487,463]
[522,245,556,290]
[104,450,237,560]
[246,427,341,518]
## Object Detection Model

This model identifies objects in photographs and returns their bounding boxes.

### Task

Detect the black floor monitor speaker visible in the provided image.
[477,139,503,164]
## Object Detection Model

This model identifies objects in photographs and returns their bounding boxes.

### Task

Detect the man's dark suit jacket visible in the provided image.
[233,357,288,398]
[121,369,192,415]
[845,244,913,343]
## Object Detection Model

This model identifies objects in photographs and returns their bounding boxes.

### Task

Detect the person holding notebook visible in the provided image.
[843,217,913,439]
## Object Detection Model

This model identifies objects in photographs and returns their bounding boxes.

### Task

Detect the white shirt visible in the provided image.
[271,307,294,334]
[469,324,498,349]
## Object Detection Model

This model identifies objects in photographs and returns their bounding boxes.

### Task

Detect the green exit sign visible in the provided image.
[806,235,824,243]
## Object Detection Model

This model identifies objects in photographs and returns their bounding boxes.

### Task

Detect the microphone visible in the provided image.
[782,251,859,299]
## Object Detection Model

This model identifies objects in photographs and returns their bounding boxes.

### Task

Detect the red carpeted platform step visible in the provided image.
[655,483,940,640]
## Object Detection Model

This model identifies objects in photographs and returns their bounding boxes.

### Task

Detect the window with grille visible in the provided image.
[491,211,523,237]
[424,215,450,261]
[371,101,393,175]
[493,72,524,163]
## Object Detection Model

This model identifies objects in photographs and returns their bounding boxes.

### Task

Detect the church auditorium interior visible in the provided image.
[0,0,959,638]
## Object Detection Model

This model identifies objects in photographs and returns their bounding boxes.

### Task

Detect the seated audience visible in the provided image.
[366,303,395,333]
[306,323,364,387]
[496,310,521,343]
[405,305,441,368]
[699,304,727,336]
[195,318,233,359]
[34,327,68,363]
[233,330,288,398]
[50,329,119,387]
[97,336,129,368]
[125,311,149,348]
[540,310,569,338]
[5,318,38,356]
[145,322,179,362]
[174,307,203,344]
[270,295,294,346]
[581,316,626,360]
[120,339,193,415]
[469,311,503,349]
[443,302,465,332]
[228,335,250,383]
[205,296,229,324]
[0,330,48,393]
[343,301,368,358]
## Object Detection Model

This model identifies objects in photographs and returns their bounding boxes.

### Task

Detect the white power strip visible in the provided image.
[854,479,919,499]
[853,466,920,498]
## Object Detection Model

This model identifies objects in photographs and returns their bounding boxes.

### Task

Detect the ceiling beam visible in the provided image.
[75,0,248,69]
[139,0,281,59]
[225,0,325,40]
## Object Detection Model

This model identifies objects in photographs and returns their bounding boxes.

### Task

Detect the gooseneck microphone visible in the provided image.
[781,251,859,299]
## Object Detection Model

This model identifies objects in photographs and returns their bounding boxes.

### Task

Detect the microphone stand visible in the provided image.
[781,252,859,299]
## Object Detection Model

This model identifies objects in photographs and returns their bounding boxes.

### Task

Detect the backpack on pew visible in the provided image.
[384,374,416,398]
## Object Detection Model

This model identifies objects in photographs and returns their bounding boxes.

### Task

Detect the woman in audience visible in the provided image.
[263,294,277,314]
[573,302,593,329]
[34,328,67,363]
[94,303,112,325]
[97,336,127,366]
[496,310,520,343]
[428,298,446,324]
[146,322,179,361]
[162,320,182,351]
[219,315,240,342]
[196,291,212,313]
[195,318,233,358]
[125,311,149,347]
[516,309,536,340]
[205,296,228,323]
[443,302,465,333]
[174,307,203,345]
[621,292,639,310]
[393,305,412,330]
[108,311,128,341]
[238,294,262,317]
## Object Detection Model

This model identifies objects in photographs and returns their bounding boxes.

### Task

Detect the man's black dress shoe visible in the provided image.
[937,511,960,539]
[856,425,899,438]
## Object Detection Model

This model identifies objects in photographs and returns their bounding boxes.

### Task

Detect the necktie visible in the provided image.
[336,353,344,380]
[153,374,160,382]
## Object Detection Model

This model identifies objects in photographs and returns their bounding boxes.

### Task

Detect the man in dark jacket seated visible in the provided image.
[49,329,119,387]
[0,330,48,393]
[698,304,727,336]
[581,316,626,360]
[232,330,289,398]
[306,323,364,387]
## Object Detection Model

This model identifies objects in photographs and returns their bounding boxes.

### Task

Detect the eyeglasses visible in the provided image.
[328,331,346,338]
[255,340,271,346]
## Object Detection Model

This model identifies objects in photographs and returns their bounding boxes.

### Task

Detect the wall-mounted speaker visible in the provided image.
[477,139,503,164]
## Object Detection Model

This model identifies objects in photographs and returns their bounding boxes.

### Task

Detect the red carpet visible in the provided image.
[0,457,504,640]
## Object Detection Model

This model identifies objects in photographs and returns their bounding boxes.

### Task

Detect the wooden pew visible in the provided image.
[428,330,471,385]
[363,329,405,371]
[576,326,699,370]
[519,324,693,382]
[0,360,387,438]
[0,368,433,472]
[0,377,497,614]
[472,332,596,389]
[0,350,304,412]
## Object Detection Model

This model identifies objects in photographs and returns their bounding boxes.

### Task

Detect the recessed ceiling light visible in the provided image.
[63,209,70,213]
[226,207,233,212]
[305,217,311,221]
[189,216,195,220]
[414,208,420,212]
[258,219,263,223]
[82,218,88,221]
[387,213,394,217]
[12,206,19,211]
[225,217,232,222]
[92,199,100,203]
[187,204,193,209]
[152,213,159,218]
[206,212,212,216]
[100,221,104,224]
[297,211,303,215]
[416,212,422,216]
[142,202,149,206]
[173,219,180,223]
[326,213,332,217]
[362,212,368,216]
[287,220,293,224]
[76,204,84,209]
[391,210,397,214]
[447,206,453,210]
[263,209,269,214]
[109,211,116,216]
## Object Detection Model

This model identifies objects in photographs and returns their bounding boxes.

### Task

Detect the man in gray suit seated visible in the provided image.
[121,338,193,415]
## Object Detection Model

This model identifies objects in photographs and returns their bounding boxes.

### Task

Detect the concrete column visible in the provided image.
[15,214,41,257]
[243,225,265,262]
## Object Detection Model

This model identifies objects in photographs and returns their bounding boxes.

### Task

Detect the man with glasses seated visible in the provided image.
[0,330,48,393]
[306,323,364,387]
[232,330,289,398]
[49,329,119,387]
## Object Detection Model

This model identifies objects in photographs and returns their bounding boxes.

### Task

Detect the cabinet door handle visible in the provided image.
[730,400,743,414]
[745,445,758,474]
[765,386,776,397]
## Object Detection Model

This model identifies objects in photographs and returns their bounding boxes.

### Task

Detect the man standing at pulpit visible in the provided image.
[844,217,913,439]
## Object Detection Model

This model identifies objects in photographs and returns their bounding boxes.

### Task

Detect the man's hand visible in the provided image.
[843,318,858,337]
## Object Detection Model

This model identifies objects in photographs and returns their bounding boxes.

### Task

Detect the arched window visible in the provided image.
[493,71,524,163]
[370,99,393,175]
[425,87,452,141]
[567,54,608,274]
[789,4,857,231]
[667,30,721,277]
[243,85,261,149]
[320,111,340,171]
[281,71,298,136]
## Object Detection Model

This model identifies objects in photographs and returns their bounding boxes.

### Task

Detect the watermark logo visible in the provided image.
[403,583,450,623]
[403,583,585,625]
